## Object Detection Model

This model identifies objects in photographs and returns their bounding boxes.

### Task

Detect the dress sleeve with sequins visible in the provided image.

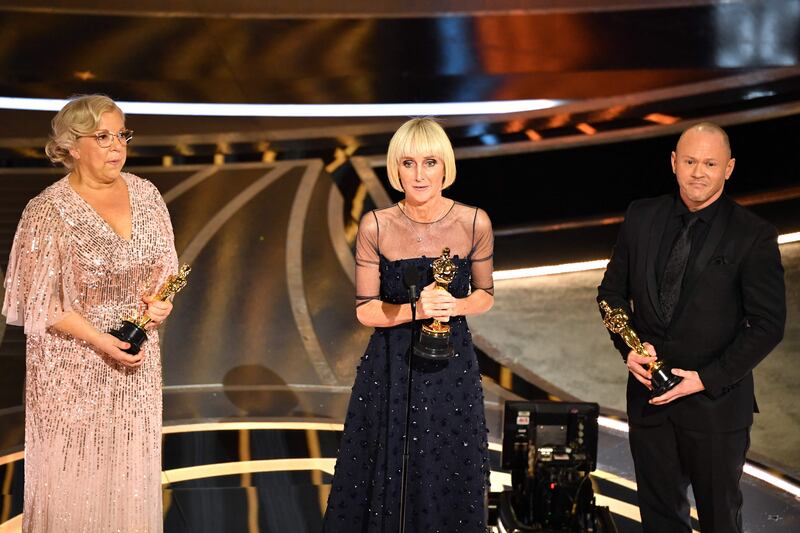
[2,195,79,336]
[148,178,179,284]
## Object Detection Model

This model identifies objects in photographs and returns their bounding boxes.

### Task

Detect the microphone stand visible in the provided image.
[399,277,418,533]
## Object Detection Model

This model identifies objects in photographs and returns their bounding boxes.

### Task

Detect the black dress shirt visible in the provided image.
[656,195,722,288]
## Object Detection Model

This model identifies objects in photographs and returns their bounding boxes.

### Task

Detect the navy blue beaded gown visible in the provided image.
[323,202,494,533]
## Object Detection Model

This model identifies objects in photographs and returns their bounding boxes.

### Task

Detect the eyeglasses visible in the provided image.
[79,129,134,148]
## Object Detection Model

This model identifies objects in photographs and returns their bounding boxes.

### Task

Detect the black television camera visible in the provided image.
[496,401,617,533]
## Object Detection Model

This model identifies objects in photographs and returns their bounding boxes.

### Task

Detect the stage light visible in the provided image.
[597,416,629,433]
[595,416,800,499]
[778,231,800,244]
[73,70,95,81]
[0,96,566,117]
[493,230,798,281]
[743,90,777,100]
[744,464,800,498]
[524,129,543,141]
[644,113,680,125]
[493,259,609,280]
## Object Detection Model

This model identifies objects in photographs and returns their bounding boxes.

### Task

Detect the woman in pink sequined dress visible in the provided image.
[2,95,177,532]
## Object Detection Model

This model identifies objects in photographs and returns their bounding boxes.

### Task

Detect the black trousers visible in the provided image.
[629,419,750,533]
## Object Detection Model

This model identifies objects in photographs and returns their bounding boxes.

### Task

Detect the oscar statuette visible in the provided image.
[599,300,683,397]
[110,264,191,355]
[414,248,456,360]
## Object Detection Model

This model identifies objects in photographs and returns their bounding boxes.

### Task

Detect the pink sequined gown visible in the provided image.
[3,173,177,532]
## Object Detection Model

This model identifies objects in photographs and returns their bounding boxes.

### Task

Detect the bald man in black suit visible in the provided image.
[597,122,786,532]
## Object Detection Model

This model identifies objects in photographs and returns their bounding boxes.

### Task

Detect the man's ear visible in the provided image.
[725,158,735,180]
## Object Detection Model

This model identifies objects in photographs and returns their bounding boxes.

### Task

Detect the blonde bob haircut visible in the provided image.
[386,118,456,192]
[45,94,124,170]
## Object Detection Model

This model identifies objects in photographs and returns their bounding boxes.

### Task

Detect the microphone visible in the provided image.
[403,265,420,302]
[400,265,420,533]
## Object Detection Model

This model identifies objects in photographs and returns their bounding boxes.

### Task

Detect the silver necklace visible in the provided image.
[398,201,451,243]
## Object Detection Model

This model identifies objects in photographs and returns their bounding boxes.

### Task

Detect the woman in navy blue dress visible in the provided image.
[323,118,495,533]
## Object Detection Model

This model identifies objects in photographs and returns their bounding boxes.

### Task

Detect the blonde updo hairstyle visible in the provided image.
[386,118,456,192]
[45,94,124,170]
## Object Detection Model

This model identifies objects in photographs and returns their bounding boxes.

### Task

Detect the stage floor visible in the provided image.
[1,417,798,532]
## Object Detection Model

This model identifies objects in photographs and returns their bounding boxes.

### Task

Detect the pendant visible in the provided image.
[416,236,422,242]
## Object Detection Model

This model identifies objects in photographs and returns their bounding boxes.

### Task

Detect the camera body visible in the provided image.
[497,401,615,533]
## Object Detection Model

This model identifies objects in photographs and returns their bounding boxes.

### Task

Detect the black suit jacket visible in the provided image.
[597,194,786,431]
